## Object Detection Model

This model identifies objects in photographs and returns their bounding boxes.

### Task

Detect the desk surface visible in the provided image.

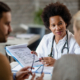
[0,34,40,46]
[10,62,51,80]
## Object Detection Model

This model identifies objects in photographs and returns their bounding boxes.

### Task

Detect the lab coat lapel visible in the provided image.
[67,30,73,52]
[48,33,54,55]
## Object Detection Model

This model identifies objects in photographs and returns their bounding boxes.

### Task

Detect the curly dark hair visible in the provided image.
[41,2,72,29]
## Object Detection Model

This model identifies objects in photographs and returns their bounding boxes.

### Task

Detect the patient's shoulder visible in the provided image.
[0,53,10,66]
[0,53,8,62]
[0,53,13,80]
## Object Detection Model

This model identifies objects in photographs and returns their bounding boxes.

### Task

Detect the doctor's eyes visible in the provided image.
[58,22,62,25]
[52,24,55,27]
[51,23,62,27]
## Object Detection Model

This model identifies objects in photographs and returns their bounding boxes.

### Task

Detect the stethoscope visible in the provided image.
[48,31,69,58]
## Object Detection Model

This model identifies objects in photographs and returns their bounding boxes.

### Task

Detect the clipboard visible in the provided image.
[5,44,42,67]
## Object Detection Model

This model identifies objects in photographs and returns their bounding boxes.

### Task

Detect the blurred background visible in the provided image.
[0,0,80,59]
[0,0,80,33]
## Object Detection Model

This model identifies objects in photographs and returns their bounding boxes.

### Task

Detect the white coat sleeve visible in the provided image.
[36,36,46,58]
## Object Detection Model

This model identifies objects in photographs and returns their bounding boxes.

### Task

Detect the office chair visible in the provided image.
[27,26,45,50]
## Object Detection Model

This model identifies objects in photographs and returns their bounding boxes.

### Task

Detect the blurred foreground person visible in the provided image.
[51,54,80,80]
[0,1,32,80]
[51,11,80,80]
[73,11,80,46]
[0,1,44,80]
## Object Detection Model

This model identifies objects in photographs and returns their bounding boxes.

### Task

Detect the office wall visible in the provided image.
[39,0,79,32]
[0,0,79,32]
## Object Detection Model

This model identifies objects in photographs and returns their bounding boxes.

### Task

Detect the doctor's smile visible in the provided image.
[56,31,63,35]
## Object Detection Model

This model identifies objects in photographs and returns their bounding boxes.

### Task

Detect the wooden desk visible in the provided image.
[10,62,51,80]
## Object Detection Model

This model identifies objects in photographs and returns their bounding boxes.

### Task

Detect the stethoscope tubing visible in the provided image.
[49,31,69,58]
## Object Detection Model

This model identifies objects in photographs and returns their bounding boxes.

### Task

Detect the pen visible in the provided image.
[41,64,44,74]
[35,57,43,62]
[31,54,35,70]
[35,60,41,62]
[36,65,42,71]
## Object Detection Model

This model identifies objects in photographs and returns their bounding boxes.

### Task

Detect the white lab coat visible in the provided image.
[36,30,80,59]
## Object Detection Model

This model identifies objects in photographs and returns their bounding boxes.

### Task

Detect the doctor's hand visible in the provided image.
[41,57,56,66]
[31,73,44,80]
[15,66,32,80]
[31,51,38,56]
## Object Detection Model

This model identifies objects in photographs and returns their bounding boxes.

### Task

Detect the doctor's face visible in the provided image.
[0,12,12,42]
[73,22,80,46]
[49,16,67,38]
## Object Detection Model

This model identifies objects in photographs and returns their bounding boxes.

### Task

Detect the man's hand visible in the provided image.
[31,51,38,56]
[31,73,44,80]
[41,57,56,66]
[16,66,32,80]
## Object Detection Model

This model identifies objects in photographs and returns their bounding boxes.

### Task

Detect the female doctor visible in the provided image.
[31,2,80,66]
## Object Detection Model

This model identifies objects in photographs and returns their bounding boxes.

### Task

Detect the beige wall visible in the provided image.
[0,0,80,33]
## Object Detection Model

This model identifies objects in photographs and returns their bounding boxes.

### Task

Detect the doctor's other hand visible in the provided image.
[15,66,32,80]
[31,51,38,56]
[31,73,44,80]
[41,57,56,66]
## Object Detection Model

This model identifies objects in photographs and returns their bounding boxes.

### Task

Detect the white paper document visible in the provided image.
[12,64,22,72]
[6,44,41,67]
[6,44,53,74]
[12,64,54,74]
